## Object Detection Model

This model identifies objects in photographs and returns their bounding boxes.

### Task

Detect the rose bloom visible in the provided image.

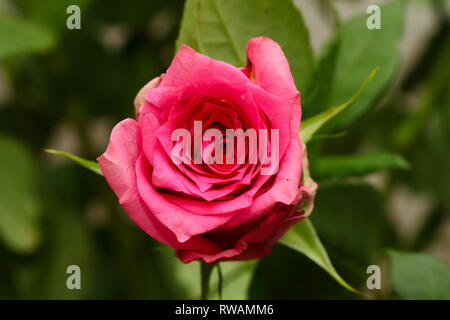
[98,37,316,263]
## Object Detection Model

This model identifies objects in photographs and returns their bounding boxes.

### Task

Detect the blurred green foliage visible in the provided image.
[388,250,450,299]
[0,135,40,253]
[0,0,449,299]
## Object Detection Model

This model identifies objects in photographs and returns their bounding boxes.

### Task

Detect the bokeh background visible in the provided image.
[0,0,449,299]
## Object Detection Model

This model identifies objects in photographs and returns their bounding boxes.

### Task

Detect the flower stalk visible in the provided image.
[200,262,214,300]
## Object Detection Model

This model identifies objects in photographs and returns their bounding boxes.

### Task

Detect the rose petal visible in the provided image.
[242,36,299,102]
[98,119,222,253]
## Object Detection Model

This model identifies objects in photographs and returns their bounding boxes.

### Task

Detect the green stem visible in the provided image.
[217,263,223,300]
[200,262,214,300]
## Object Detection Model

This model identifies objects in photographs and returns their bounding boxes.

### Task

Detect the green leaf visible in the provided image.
[0,136,41,253]
[249,244,356,299]
[309,131,347,142]
[279,219,359,294]
[388,250,450,299]
[303,33,340,116]
[176,0,314,91]
[0,13,55,59]
[279,143,358,295]
[176,0,200,52]
[301,66,379,143]
[44,149,103,176]
[327,0,405,129]
[303,0,340,115]
[312,151,409,179]
[304,183,386,298]
[311,183,385,267]
[274,182,386,298]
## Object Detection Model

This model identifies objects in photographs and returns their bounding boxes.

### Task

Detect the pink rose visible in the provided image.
[98,36,316,263]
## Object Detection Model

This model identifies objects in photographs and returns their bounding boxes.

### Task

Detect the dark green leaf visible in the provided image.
[311,183,385,266]
[279,219,359,294]
[388,250,450,299]
[279,142,358,294]
[309,131,347,142]
[301,182,387,297]
[303,0,340,116]
[312,151,409,179]
[249,244,360,299]
[301,67,379,143]
[327,0,405,129]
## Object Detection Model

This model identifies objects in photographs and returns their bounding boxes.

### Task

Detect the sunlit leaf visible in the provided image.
[176,0,200,52]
